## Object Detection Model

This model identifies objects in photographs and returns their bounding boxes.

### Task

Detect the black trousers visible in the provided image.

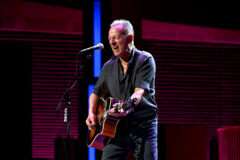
[101,118,158,160]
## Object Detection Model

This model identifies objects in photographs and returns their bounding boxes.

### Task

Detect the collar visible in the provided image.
[128,46,136,66]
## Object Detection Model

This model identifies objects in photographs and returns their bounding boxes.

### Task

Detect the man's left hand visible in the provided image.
[108,103,128,117]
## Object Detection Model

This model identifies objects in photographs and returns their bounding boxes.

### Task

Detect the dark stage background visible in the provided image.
[0,0,240,160]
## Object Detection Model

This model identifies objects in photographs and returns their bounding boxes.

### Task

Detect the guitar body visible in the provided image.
[87,97,123,150]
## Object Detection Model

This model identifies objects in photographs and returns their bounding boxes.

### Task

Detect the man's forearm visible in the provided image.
[89,93,99,114]
[131,88,145,106]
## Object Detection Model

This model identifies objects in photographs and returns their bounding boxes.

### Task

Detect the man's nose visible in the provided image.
[109,39,116,45]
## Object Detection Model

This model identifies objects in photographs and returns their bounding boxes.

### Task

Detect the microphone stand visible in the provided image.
[56,50,93,160]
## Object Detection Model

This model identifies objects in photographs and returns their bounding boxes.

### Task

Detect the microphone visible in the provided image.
[80,43,104,52]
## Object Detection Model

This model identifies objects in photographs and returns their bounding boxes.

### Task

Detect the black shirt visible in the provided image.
[93,47,158,120]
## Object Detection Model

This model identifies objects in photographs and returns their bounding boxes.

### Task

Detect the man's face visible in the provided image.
[108,25,129,57]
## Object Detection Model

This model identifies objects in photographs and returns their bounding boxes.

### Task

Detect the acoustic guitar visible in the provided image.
[87,97,136,150]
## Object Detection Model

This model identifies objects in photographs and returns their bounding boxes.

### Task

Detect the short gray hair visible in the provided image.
[110,19,134,36]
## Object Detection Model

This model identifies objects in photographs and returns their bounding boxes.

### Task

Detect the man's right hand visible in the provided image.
[86,112,96,130]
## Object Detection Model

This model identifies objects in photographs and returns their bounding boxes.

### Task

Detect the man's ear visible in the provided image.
[129,34,134,42]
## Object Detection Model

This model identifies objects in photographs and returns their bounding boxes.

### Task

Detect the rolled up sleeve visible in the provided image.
[135,57,156,91]
[93,65,107,96]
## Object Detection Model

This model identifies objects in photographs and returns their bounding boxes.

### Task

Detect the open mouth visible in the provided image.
[113,46,119,51]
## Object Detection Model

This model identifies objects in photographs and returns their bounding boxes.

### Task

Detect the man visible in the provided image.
[86,19,158,160]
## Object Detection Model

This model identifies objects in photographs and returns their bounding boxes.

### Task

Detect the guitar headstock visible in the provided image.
[122,98,137,111]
